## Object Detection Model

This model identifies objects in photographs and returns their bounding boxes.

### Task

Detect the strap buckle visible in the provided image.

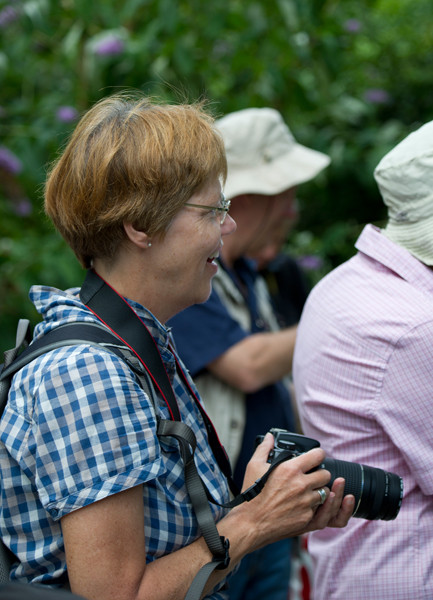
[214,536,230,570]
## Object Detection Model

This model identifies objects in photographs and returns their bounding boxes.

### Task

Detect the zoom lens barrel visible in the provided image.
[322,457,404,520]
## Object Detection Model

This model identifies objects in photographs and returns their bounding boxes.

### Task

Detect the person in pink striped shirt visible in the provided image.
[293,120,433,599]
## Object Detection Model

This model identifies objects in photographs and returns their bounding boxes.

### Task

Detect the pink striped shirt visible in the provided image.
[293,224,433,599]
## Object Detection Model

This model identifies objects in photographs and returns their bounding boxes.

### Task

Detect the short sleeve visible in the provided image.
[16,345,165,519]
[168,289,247,376]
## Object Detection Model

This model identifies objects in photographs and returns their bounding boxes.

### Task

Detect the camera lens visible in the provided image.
[322,458,403,520]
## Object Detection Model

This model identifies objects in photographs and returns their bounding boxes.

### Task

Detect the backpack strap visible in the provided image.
[0,321,131,416]
[80,268,184,421]
[0,319,32,415]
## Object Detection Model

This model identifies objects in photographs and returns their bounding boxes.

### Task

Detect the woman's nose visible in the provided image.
[222,213,237,236]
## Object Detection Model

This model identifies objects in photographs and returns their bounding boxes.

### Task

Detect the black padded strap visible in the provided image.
[0,322,127,416]
[80,269,182,421]
[2,322,125,377]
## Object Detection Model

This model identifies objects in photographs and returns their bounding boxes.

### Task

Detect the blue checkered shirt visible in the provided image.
[0,285,231,597]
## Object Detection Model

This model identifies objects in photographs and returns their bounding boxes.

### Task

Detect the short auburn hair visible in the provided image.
[45,93,227,268]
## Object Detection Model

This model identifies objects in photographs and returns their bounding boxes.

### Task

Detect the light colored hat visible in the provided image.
[375,120,433,265]
[216,108,330,200]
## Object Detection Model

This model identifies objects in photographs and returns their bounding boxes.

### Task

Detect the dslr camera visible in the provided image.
[256,428,403,521]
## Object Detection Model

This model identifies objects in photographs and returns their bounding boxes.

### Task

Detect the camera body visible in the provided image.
[256,428,321,463]
[256,428,403,521]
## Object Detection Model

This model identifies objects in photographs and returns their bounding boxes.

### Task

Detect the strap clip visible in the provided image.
[214,537,230,570]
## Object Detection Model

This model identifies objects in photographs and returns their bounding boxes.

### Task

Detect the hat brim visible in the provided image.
[223,142,330,200]
[383,217,433,265]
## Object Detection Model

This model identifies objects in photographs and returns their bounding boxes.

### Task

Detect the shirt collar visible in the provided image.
[356,224,433,295]
[30,285,172,353]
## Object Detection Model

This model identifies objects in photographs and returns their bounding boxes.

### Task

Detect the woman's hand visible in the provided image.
[303,476,355,531]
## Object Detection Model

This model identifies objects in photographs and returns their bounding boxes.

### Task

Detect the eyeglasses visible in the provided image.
[184,194,231,225]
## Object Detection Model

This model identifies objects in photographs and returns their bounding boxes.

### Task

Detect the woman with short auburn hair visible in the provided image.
[0,93,353,600]
[45,94,227,268]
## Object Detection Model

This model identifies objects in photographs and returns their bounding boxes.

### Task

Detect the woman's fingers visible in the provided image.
[307,478,355,531]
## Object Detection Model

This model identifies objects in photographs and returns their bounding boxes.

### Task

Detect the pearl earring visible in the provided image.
[147,241,152,247]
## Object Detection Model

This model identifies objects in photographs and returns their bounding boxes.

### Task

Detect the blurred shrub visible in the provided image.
[1,0,433,349]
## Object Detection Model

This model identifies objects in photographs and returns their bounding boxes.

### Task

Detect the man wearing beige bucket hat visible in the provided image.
[293,120,433,599]
[169,107,331,599]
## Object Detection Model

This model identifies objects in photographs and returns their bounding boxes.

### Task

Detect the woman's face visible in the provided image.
[150,178,236,320]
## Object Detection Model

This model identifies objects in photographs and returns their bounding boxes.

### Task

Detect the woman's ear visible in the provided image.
[123,222,152,249]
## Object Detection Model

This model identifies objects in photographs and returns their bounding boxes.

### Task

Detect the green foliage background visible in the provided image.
[1,0,433,350]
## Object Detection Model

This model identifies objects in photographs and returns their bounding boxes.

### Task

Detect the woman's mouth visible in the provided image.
[207,252,219,264]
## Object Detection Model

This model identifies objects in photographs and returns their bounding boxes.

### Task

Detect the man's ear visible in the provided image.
[123,222,151,249]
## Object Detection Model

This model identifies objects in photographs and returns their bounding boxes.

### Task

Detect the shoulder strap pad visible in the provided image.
[0,322,143,417]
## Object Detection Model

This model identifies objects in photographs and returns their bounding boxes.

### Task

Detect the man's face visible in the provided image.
[244,188,298,258]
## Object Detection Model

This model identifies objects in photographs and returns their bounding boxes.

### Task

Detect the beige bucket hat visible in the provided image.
[375,120,433,265]
[216,107,330,200]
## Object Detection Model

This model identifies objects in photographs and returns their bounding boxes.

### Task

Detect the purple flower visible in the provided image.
[0,146,22,174]
[344,19,362,33]
[94,36,125,56]
[0,5,18,28]
[364,88,391,105]
[297,255,324,271]
[56,105,79,123]
[12,198,33,216]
